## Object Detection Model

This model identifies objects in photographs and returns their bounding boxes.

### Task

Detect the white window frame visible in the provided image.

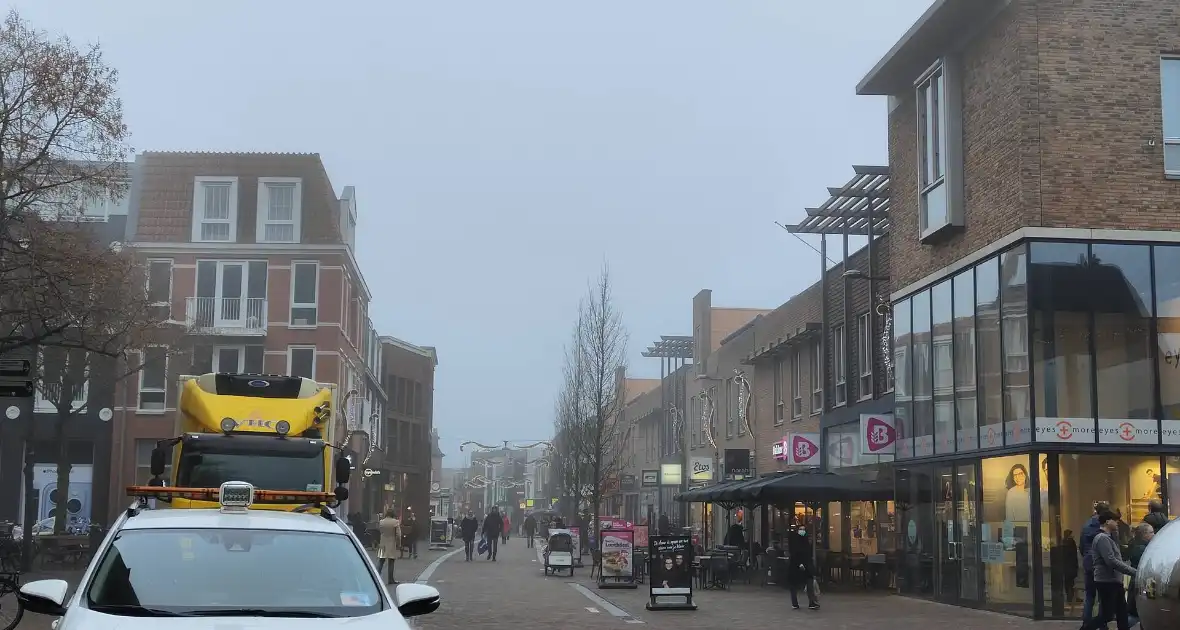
[212,345,246,373]
[145,258,173,319]
[773,356,784,426]
[810,341,823,414]
[256,177,303,244]
[915,59,964,241]
[289,261,320,327]
[857,313,873,401]
[286,345,317,380]
[33,349,89,413]
[137,345,169,412]
[834,324,847,407]
[791,350,803,420]
[1162,57,1180,178]
[191,176,239,243]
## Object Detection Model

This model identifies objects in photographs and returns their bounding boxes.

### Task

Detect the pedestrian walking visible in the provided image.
[1079,510,1136,630]
[376,510,403,584]
[786,526,819,610]
[404,513,419,558]
[1125,522,1155,628]
[502,513,511,544]
[460,511,480,561]
[1080,502,1110,628]
[482,506,504,561]
[1060,529,1079,614]
[524,513,537,548]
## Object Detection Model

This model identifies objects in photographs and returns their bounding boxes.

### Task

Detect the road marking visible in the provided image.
[415,547,465,584]
[586,607,600,613]
[569,583,643,623]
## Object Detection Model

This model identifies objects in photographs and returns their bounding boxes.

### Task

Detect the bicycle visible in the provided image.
[0,570,22,630]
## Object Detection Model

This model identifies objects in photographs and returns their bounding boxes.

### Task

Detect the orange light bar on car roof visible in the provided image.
[125,486,337,504]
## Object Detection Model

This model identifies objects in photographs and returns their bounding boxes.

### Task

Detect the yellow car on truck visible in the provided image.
[148,372,353,509]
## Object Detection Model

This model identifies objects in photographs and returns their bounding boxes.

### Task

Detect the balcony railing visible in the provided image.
[185,297,267,335]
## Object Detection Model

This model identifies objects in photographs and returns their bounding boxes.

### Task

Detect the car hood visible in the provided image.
[58,607,413,630]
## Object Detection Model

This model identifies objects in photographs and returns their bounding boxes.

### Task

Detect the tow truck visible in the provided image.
[148,373,353,509]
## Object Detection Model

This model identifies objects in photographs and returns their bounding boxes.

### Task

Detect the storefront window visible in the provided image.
[1155,247,1180,429]
[933,280,955,454]
[913,290,934,457]
[1167,457,1180,519]
[828,501,844,552]
[1001,246,1030,444]
[1056,453,1162,546]
[977,257,1004,448]
[848,501,892,555]
[1093,244,1153,421]
[954,268,978,451]
[1031,242,1094,428]
[894,298,914,459]
[896,466,934,596]
[826,424,858,469]
[981,454,1034,615]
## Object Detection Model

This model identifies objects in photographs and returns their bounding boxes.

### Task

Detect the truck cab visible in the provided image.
[149,373,351,509]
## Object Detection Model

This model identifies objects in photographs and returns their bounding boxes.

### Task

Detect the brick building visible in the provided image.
[107,151,382,526]
[378,336,437,533]
[857,0,1180,618]
[0,171,133,531]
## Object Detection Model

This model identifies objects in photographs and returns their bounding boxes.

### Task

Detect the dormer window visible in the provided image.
[257,177,302,243]
[192,177,239,243]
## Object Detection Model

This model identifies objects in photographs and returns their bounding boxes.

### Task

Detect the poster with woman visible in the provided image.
[649,536,692,595]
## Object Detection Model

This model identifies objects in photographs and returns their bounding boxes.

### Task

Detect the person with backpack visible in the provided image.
[1079,510,1136,630]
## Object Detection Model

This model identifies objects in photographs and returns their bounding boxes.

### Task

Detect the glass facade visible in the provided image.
[893,240,1180,453]
[889,239,1180,618]
[894,244,1030,456]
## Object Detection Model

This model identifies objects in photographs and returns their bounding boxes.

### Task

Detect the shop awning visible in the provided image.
[748,470,892,503]
[673,478,753,503]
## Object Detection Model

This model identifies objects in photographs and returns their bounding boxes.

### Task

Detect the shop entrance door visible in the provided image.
[935,462,981,605]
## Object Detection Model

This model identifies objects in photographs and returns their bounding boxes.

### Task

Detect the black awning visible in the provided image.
[749,470,893,503]
[673,478,751,503]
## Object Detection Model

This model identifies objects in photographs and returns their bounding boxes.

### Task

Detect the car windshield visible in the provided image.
[85,528,382,617]
[176,449,325,492]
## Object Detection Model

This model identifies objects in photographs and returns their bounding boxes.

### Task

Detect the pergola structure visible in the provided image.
[778,166,893,409]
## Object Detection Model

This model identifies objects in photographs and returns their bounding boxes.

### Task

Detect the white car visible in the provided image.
[16,482,441,630]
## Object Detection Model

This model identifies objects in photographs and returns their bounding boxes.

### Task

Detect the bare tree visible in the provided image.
[567,267,629,544]
[0,9,134,356]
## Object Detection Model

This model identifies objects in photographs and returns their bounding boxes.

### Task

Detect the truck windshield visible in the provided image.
[86,529,382,617]
[176,439,325,492]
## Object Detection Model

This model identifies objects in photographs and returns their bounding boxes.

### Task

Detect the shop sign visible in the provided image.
[787,433,820,466]
[828,431,858,468]
[1162,420,1180,445]
[956,426,978,451]
[1004,418,1032,444]
[641,469,659,486]
[771,438,788,461]
[982,424,1002,449]
[1033,417,1096,443]
[860,413,896,455]
[1097,418,1159,445]
[689,457,713,482]
[914,433,934,457]
[723,448,752,480]
[620,474,637,492]
[659,463,683,486]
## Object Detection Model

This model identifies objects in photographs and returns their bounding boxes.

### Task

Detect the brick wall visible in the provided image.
[887,0,1180,291]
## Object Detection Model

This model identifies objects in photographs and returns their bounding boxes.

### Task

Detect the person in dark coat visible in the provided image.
[1060,529,1080,613]
[658,513,671,536]
[725,522,746,548]
[459,511,480,561]
[523,513,537,548]
[1144,499,1169,532]
[786,526,819,610]
[1126,522,1155,628]
[481,507,504,561]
